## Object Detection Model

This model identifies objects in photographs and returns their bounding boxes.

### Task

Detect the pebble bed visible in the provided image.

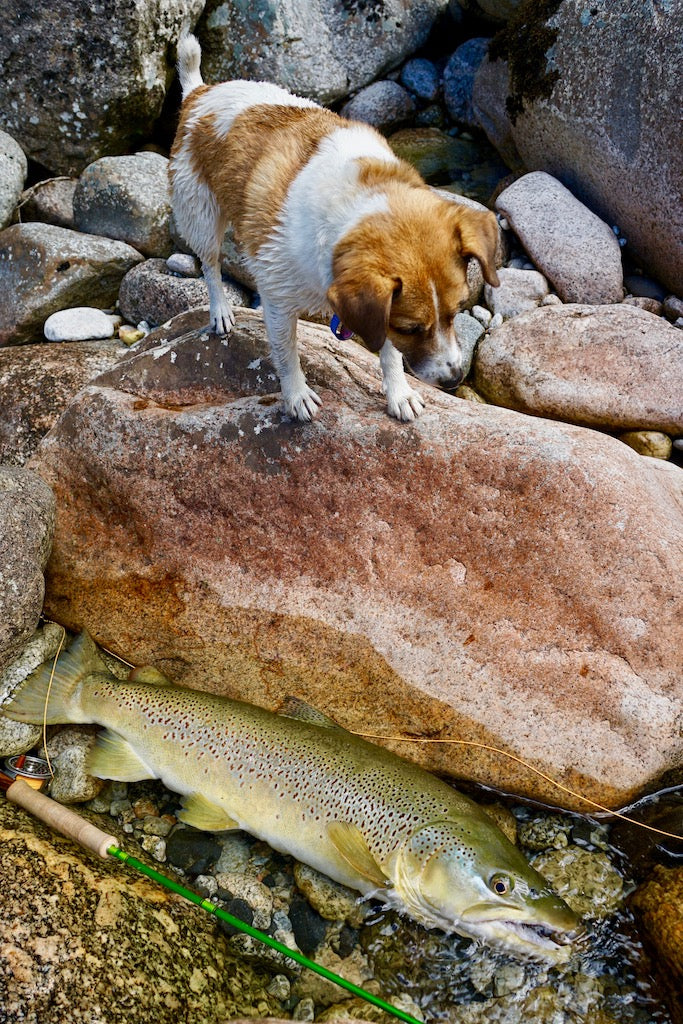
[83,776,672,1024]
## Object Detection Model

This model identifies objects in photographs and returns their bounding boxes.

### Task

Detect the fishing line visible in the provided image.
[41,625,67,782]
[354,731,683,844]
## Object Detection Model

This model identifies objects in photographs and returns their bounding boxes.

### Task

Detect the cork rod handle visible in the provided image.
[6,778,118,859]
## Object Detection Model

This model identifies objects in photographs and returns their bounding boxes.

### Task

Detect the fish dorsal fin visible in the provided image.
[128,665,174,687]
[87,729,157,782]
[178,793,240,832]
[279,696,348,732]
[327,821,390,887]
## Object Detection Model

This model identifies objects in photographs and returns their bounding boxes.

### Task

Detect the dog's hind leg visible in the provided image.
[171,175,235,336]
[261,298,322,421]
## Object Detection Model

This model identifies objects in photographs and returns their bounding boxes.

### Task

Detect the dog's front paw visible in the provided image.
[210,301,235,336]
[284,385,322,422]
[386,386,425,422]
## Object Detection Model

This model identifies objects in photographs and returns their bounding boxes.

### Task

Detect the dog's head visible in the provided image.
[328,192,500,390]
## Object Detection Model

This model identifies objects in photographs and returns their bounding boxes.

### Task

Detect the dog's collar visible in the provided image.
[330,314,354,341]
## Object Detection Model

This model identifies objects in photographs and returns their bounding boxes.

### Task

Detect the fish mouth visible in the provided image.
[468,917,585,962]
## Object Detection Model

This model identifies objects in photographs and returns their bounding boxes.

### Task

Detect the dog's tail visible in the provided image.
[177,33,204,99]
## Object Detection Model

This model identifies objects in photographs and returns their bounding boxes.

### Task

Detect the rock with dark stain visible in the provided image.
[28,307,683,812]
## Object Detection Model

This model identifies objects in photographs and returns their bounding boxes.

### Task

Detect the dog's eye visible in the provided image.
[392,324,422,336]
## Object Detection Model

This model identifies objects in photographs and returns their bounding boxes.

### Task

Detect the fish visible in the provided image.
[2,631,581,960]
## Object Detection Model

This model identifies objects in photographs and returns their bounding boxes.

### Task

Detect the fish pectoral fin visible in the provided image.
[279,696,348,733]
[178,793,240,832]
[87,729,157,782]
[327,821,389,887]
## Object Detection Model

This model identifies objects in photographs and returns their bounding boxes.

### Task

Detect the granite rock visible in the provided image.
[28,307,683,811]
[118,259,252,328]
[0,339,127,466]
[0,130,27,230]
[0,0,205,174]
[73,153,173,259]
[197,0,449,106]
[341,82,415,134]
[0,223,143,346]
[473,304,683,434]
[483,266,549,319]
[495,172,624,305]
[0,467,55,676]
[16,178,78,230]
[475,0,683,293]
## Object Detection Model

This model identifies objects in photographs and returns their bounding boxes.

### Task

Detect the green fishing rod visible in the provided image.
[4,776,423,1024]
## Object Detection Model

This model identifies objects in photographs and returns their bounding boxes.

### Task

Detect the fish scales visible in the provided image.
[1,633,582,960]
[79,673,482,889]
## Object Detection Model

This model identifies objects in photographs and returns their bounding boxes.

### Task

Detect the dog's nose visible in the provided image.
[440,367,464,390]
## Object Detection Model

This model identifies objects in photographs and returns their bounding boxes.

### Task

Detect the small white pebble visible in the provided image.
[471,304,492,326]
[489,313,504,330]
[497,215,510,231]
[672,438,683,450]
[675,318,683,329]
[542,294,563,305]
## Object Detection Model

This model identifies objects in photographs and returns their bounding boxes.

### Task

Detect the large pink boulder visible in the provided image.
[29,309,683,811]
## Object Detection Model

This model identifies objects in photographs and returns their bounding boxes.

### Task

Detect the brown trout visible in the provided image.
[2,632,580,959]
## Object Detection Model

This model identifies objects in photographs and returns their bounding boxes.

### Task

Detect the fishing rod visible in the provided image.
[2,773,423,1024]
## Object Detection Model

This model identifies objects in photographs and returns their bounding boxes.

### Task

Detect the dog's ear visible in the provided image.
[451,206,501,288]
[327,274,399,352]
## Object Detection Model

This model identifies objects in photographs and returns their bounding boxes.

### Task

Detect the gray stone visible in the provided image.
[0,0,205,175]
[454,312,485,375]
[0,340,127,466]
[664,295,683,323]
[44,727,104,804]
[495,172,624,304]
[483,266,549,320]
[474,303,683,433]
[0,223,143,346]
[16,177,78,229]
[44,307,120,342]
[443,38,491,127]
[118,258,252,328]
[197,0,450,105]
[0,130,27,229]
[0,622,66,757]
[400,58,441,101]
[471,57,524,173]
[341,81,415,134]
[166,253,201,278]
[0,467,55,676]
[73,153,173,258]
[475,0,683,294]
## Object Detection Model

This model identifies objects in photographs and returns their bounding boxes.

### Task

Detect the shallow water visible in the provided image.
[101,778,675,1024]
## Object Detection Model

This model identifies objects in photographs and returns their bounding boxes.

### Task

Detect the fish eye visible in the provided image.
[490,873,513,896]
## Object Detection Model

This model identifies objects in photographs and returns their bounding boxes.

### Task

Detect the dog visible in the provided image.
[169,35,500,422]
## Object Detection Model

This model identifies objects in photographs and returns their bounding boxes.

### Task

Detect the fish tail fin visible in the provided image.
[177,33,204,99]
[1,631,106,725]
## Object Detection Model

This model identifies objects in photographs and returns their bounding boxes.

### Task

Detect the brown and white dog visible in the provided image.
[169,35,500,422]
